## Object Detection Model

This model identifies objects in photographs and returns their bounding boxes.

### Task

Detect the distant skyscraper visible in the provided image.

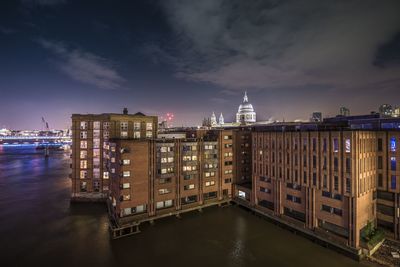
[236,91,256,124]
[310,112,322,122]
[339,107,350,116]
[379,104,393,117]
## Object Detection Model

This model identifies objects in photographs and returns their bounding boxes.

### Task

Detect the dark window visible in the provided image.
[377,190,394,201]
[391,157,396,171]
[312,138,316,152]
[259,200,274,210]
[334,176,339,191]
[181,195,197,205]
[378,138,383,152]
[345,178,351,193]
[312,173,317,186]
[303,171,307,184]
[284,207,305,222]
[333,208,342,216]
[334,157,338,171]
[378,174,383,187]
[323,138,327,152]
[377,204,395,216]
[378,156,383,170]
[313,156,317,167]
[322,205,331,212]
[323,175,327,188]
[333,194,342,201]
[322,191,331,198]
[345,158,351,173]
[333,138,339,152]
[391,175,396,190]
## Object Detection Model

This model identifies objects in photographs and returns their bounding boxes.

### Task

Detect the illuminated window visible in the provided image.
[345,139,351,153]
[184,184,195,190]
[93,121,100,130]
[103,122,110,130]
[158,188,171,195]
[238,190,246,199]
[80,160,87,169]
[93,138,100,148]
[123,159,130,165]
[80,181,87,192]
[156,200,173,209]
[80,150,87,159]
[134,131,140,139]
[80,170,87,179]
[80,141,87,149]
[390,137,396,152]
[93,130,100,138]
[80,131,87,139]
[146,122,153,131]
[122,183,130,189]
[93,149,100,158]
[134,122,141,130]
[122,195,131,201]
[123,171,130,177]
[120,131,128,138]
[120,122,128,130]
[93,168,100,179]
[80,121,87,130]
[103,171,109,179]
[205,181,215,187]
[146,131,152,138]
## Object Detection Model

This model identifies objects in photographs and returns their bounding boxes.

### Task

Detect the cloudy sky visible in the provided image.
[1,0,400,129]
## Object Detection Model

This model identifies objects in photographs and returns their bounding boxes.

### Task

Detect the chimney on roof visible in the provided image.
[123,108,128,115]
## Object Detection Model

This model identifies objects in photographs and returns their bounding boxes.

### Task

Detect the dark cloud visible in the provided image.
[37,39,126,90]
[160,0,400,91]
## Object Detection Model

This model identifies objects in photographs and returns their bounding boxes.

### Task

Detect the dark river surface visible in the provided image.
[0,146,375,267]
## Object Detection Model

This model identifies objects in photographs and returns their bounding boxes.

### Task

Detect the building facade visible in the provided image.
[70,111,158,201]
[107,129,235,228]
[229,117,400,251]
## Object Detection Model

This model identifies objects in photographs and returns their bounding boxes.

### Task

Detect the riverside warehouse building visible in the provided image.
[70,109,400,258]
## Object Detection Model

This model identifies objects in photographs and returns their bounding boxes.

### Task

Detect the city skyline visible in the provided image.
[1,0,400,129]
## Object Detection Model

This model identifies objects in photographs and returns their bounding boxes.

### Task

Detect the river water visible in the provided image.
[0,146,374,267]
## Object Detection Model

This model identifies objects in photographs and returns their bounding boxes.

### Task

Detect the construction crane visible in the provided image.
[41,117,49,133]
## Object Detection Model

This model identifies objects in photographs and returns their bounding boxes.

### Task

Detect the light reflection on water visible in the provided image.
[0,146,373,267]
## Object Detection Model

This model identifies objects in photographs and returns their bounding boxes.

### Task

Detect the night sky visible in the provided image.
[1,0,400,129]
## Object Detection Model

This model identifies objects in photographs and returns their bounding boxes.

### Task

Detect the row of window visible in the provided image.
[321,204,343,217]
[79,170,109,179]
[254,137,351,153]
[79,181,108,192]
[122,204,147,216]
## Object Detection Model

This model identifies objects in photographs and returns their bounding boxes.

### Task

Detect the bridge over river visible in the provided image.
[0,136,71,145]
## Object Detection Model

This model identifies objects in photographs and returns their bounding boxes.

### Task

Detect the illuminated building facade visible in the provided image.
[232,116,400,251]
[70,110,158,201]
[107,129,234,233]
